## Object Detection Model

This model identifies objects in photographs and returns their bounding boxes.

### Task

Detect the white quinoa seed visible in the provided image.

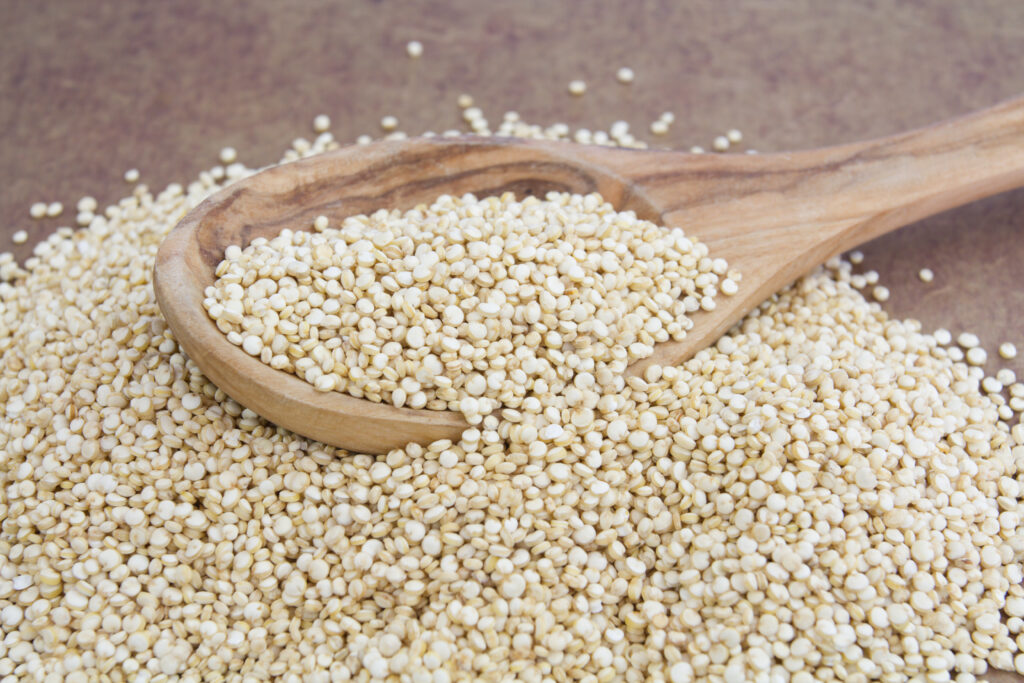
[11,230,28,245]
[405,40,423,58]
[124,168,140,183]
[616,66,634,83]
[568,79,586,96]
[1,93,1022,683]
[918,267,934,282]
[967,346,988,366]
[313,114,331,133]
[45,201,63,217]
[958,331,981,348]
[29,202,47,219]
[76,196,98,213]
[982,376,1003,394]
[1000,342,1018,359]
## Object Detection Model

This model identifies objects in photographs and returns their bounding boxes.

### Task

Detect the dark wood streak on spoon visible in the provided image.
[155,96,1024,453]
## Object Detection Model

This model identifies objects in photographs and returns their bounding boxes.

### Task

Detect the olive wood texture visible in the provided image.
[155,95,1024,454]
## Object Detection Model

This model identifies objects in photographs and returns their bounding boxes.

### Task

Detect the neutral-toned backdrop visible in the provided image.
[1,2,1022,679]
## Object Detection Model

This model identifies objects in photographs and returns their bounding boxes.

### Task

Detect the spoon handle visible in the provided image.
[609,95,1024,270]
[583,95,1024,375]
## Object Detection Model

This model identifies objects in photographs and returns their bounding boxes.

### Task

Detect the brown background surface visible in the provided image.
[1,1,1022,679]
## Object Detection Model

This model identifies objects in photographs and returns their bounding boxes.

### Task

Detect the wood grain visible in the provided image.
[158,95,1024,453]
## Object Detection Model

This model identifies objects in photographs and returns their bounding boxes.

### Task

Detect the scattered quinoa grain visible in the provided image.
[29,202,47,219]
[313,114,331,132]
[124,168,140,183]
[380,115,399,131]
[1000,342,1018,359]
[918,267,934,282]
[712,135,730,151]
[982,376,1003,394]
[11,230,28,244]
[967,346,988,366]
[218,147,237,164]
[568,79,586,96]
[45,201,63,217]
[958,331,981,348]
[872,285,890,302]
[76,196,98,213]
[726,128,743,143]
[616,66,634,83]
[405,40,423,58]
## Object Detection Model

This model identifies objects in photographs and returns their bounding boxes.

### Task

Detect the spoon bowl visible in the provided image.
[155,97,1024,453]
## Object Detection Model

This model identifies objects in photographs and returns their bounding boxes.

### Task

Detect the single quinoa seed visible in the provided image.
[967,346,989,366]
[313,114,331,133]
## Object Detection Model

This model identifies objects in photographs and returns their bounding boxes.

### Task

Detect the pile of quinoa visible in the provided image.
[0,105,1022,683]
[205,191,738,424]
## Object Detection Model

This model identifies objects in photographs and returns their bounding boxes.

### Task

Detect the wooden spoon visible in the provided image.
[155,96,1024,454]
